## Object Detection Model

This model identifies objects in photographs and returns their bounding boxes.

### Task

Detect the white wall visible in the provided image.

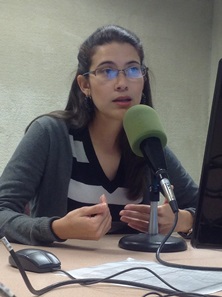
[0,0,215,184]
[210,0,222,99]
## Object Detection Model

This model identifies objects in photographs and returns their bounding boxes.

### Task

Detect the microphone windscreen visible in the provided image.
[123,105,167,157]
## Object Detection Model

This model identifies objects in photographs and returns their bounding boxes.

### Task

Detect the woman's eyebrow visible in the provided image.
[95,61,115,68]
[125,60,141,66]
[96,60,141,68]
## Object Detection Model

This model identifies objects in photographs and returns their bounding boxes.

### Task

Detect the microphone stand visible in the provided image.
[118,175,187,252]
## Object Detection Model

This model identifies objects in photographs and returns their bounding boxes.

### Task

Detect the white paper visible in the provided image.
[64,258,222,294]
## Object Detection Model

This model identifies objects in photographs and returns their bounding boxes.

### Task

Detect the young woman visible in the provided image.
[0,25,198,245]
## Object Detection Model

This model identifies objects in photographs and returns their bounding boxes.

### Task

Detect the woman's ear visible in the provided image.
[77,75,90,96]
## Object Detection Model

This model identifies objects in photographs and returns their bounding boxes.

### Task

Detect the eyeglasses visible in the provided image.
[83,65,147,80]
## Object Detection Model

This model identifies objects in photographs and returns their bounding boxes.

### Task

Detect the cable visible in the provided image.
[59,266,222,297]
[1,236,222,297]
[155,213,222,271]
[142,292,221,297]
[0,283,16,297]
[53,268,76,280]
[80,266,181,291]
[1,234,180,295]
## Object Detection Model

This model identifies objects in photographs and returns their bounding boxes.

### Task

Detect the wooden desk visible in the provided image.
[1,234,222,297]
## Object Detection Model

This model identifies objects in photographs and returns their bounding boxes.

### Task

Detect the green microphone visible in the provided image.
[119,105,186,253]
[123,105,178,213]
[123,104,167,157]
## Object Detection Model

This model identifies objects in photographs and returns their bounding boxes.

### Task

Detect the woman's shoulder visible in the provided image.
[29,115,68,133]
[25,116,70,145]
[164,146,180,162]
[35,115,66,127]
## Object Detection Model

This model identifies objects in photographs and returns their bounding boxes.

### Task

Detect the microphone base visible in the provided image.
[118,233,187,253]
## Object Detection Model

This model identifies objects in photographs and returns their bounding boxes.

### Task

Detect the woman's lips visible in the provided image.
[112,97,132,107]
[112,96,132,102]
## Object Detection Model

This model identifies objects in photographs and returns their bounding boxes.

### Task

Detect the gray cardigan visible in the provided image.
[0,116,198,245]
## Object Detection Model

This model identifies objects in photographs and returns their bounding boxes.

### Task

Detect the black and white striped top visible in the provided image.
[67,127,143,231]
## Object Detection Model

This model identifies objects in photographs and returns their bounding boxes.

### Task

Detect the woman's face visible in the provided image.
[78,42,145,123]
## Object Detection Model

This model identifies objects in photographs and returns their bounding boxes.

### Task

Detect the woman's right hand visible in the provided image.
[51,194,112,240]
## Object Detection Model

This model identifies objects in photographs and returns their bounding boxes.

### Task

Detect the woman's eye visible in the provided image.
[97,68,112,75]
[104,68,114,74]
[129,66,140,74]
[103,68,116,78]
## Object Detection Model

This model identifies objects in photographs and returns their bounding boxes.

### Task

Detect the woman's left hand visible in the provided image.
[119,203,193,234]
[119,204,151,233]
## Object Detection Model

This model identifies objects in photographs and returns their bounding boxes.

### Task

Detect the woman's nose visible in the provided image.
[114,72,128,91]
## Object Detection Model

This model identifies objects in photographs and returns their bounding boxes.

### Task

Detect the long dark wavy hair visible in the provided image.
[30,25,154,200]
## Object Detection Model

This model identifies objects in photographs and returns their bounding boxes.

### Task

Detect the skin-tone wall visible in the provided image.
[0,0,220,185]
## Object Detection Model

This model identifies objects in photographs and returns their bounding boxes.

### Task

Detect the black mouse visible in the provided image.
[9,248,61,273]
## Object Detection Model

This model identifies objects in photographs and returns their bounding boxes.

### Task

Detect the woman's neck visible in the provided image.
[89,117,122,152]
[88,118,123,181]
